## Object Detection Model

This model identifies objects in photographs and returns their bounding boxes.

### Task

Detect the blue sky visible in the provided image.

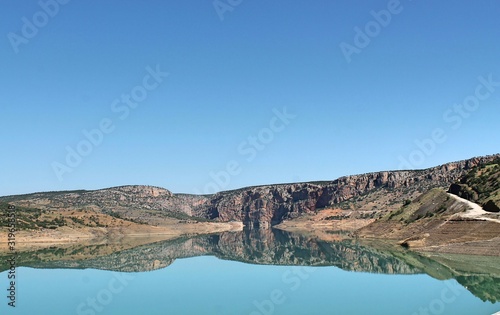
[1,0,499,196]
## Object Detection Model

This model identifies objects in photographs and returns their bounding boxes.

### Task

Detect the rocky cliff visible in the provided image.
[1,154,498,227]
[201,154,499,227]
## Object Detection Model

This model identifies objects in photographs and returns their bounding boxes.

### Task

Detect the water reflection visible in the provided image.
[1,229,499,302]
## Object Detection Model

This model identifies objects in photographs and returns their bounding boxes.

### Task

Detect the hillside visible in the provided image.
[0,186,211,225]
[1,154,498,229]
[0,198,242,250]
[1,154,499,254]
[357,159,500,255]
[448,156,500,212]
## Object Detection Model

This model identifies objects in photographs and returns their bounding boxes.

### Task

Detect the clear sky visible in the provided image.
[1,0,499,196]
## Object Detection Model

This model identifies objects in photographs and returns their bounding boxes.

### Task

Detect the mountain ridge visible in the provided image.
[3,154,499,198]
[1,154,499,228]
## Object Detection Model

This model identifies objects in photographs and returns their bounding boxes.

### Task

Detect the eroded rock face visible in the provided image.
[2,155,498,226]
[114,186,172,198]
[200,155,498,226]
[206,184,325,227]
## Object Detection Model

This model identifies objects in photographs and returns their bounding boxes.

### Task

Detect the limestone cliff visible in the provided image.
[200,154,499,226]
[1,154,498,227]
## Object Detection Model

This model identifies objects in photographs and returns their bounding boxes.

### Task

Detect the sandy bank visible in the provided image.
[0,221,243,251]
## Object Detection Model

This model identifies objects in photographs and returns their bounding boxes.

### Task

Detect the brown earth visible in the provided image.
[355,189,500,256]
[275,208,374,242]
[0,219,243,251]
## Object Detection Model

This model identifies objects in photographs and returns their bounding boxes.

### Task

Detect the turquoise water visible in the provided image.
[1,256,499,315]
[1,230,499,314]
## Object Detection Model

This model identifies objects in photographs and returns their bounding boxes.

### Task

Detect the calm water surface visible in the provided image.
[1,229,499,315]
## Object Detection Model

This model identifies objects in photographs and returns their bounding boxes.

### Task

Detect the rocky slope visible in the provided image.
[0,186,210,223]
[203,155,499,227]
[357,187,500,256]
[347,156,500,256]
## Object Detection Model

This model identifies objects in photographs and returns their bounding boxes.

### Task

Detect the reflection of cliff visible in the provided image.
[199,229,420,275]
[2,230,499,303]
[0,237,207,272]
[0,230,427,275]
[456,276,500,303]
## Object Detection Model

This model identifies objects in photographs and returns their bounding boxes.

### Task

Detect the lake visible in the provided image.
[1,229,499,315]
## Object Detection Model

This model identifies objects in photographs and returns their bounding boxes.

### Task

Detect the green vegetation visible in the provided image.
[456,275,500,303]
[163,210,213,222]
[0,190,87,203]
[102,209,124,219]
[381,189,468,224]
[452,158,500,212]
[70,217,86,225]
[0,202,43,229]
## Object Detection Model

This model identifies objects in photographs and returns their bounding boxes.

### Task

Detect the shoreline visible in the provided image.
[0,221,243,251]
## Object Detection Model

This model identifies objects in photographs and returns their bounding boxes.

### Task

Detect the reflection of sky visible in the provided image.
[1,256,499,315]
